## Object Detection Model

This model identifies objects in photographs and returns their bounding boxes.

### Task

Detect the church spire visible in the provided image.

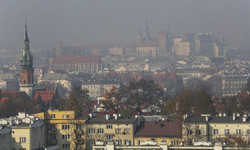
[20,22,33,69]
[24,22,29,43]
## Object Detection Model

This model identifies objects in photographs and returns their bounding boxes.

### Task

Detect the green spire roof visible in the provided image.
[20,23,33,68]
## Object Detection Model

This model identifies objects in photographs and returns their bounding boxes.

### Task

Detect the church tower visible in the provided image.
[19,23,34,97]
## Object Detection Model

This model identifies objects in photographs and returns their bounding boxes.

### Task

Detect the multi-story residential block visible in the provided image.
[0,112,45,150]
[134,121,182,146]
[52,55,102,74]
[172,37,191,56]
[82,80,122,99]
[86,114,143,149]
[109,46,125,56]
[183,113,250,145]
[221,72,248,96]
[136,42,159,58]
[34,110,88,150]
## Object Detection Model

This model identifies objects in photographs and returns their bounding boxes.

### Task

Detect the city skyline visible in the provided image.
[0,0,250,49]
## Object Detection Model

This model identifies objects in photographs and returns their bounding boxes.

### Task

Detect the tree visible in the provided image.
[175,86,215,120]
[215,134,249,147]
[102,86,121,112]
[65,86,90,112]
[118,107,133,117]
[163,99,176,120]
[119,79,165,108]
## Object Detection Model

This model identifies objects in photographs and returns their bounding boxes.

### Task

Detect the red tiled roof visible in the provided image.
[53,55,101,64]
[135,121,182,138]
[33,90,55,104]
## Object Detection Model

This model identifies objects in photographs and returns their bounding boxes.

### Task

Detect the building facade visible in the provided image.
[34,110,88,150]
[53,55,102,74]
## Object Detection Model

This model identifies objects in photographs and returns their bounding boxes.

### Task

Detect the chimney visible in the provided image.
[106,114,110,120]
[243,113,248,122]
[233,113,236,120]
[114,114,119,120]
[205,116,210,122]
[89,113,92,118]
[223,113,227,117]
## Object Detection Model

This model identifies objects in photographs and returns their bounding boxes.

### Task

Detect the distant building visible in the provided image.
[19,23,34,97]
[109,46,125,56]
[136,41,159,58]
[158,30,172,53]
[137,21,151,45]
[82,80,122,99]
[221,73,248,96]
[53,55,102,74]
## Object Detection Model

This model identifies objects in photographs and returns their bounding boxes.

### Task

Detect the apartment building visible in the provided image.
[86,114,143,149]
[82,80,122,99]
[34,110,88,150]
[0,112,45,150]
[183,113,250,145]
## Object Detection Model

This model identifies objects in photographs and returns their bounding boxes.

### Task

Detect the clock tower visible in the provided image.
[19,23,34,97]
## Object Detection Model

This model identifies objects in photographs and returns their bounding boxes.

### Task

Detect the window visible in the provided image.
[62,115,69,119]
[97,128,104,134]
[62,144,70,149]
[124,128,130,134]
[76,134,81,140]
[115,128,121,134]
[224,129,230,135]
[247,129,250,135]
[196,129,201,135]
[213,129,218,135]
[125,140,131,146]
[106,134,113,141]
[76,125,81,130]
[50,124,56,130]
[106,125,112,129]
[174,140,178,146]
[188,130,192,135]
[50,134,56,140]
[19,137,26,143]
[236,129,241,135]
[62,125,70,130]
[62,135,70,139]
[51,114,55,119]
[116,140,122,145]
[88,128,95,134]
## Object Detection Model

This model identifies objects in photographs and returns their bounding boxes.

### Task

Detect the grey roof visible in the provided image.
[42,73,69,80]
[86,116,135,124]
[184,116,250,124]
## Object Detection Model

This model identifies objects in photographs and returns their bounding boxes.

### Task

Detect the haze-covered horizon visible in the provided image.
[1,0,250,50]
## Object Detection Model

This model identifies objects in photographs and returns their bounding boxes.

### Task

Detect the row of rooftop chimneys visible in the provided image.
[88,113,122,120]
[184,112,249,122]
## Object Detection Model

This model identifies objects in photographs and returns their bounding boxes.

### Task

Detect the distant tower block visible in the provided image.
[19,23,34,97]
[55,41,63,55]
[158,30,167,52]
[137,20,151,45]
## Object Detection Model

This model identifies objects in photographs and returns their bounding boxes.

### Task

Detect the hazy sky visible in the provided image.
[0,0,250,50]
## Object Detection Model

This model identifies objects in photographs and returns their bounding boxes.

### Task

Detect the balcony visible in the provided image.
[140,140,157,146]
[48,139,57,145]
[48,129,57,134]
[96,140,105,145]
